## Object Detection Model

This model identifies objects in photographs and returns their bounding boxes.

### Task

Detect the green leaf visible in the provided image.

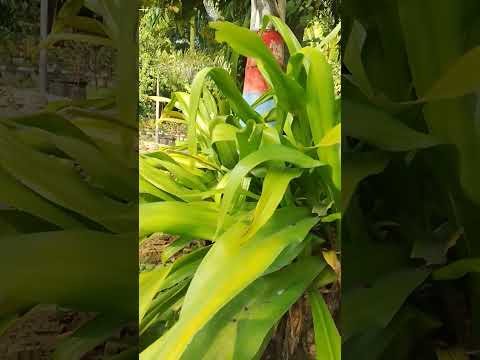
[218,144,325,233]
[139,176,177,202]
[433,258,480,280]
[2,112,96,144]
[140,207,318,360]
[303,47,340,190]
[41,32,113,48]
[160,247,210,292]
[426,46,480,100]
[435,348,469,360]
[140,266,170,323]
[189,67,262,158]
[211,123,238,143]
[342,268,430,341]
[0,209,59,233]
[161,235,195,263]
[105,347,139,360]
[0,230,137,318]
[398,0,480,207]
[0,124,133,233]
[244,167,303,240]
[343,101,442,151]
[180,258,324,360]
[139,202,221,240]
[236,120,263,160]
[344,20,373,96]
[0,166,83,229]
[308,290,340,360]
[55,0,84,20]
[321,212,342,223]
[342,152,390,210]
[54,16,109,37]
[139,159,194,201]
[211,22,305,112]
[344,306,441,360]
[143,155,208,191]
[140,281,188,336]
[53,315,125,360]
[45,129,136,201]
[318,124,341,147]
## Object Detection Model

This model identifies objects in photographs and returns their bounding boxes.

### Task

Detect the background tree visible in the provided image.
[139,0,340,131]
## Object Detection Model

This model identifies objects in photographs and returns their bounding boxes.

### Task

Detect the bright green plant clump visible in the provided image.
[139,17,341,360]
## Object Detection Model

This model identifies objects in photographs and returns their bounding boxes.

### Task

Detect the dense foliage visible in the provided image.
[139,17,341,360]
[0,1,138,358]
[0,0,39,39]
[139,0,341,133]
[138,6,228,122]
[342,0,480,358]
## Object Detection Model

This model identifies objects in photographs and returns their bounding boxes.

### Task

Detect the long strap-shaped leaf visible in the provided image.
[308,289,341,360]
[425,46,480,101]
[188,67,263,161]
[210,22,305,113]
[140,207,318,360]
[399,0,480,206]
[0,166,84,229]
[180,258,325,360]
[0,124,132,233]
[139,266,170,323]
[433,258,480,280]
[243,167,303,240]
[139,175,177,202]
[139,201,220,240]
[342,151,390,211]
[53,314,126,360]
[143,156,208,191]
[342,268,430,341]
[302,47,340,191]
[0,230,137,318]
[217,144,325,234]
[139,159,194,201]
[343,100,443,151]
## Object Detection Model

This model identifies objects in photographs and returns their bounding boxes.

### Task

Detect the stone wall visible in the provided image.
[140,129,187,146]
[0,50,115,100]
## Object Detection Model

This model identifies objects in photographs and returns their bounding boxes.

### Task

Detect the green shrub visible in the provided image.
[139,17,341,360]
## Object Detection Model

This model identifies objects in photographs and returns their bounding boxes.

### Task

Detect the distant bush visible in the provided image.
[139,6,228,122]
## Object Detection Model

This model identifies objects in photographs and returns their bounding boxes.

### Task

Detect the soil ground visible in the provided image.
[0,306,135,359]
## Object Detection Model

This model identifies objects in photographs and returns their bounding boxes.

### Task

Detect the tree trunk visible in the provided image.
[249,0,285,31]
[243,0,286,115]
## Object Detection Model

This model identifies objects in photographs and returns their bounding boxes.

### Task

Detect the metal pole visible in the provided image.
[39,0,48,95]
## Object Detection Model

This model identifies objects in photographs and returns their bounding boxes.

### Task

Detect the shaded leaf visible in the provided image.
[433,258,480,280]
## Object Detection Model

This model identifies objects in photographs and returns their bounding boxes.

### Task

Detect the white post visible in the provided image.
[155,74,160,143]
[39,0,48,95]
